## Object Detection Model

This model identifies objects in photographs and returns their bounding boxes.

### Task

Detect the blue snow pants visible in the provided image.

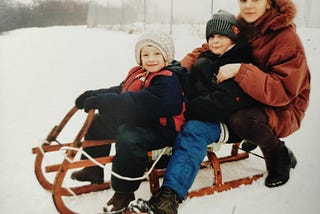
[162,120,221,201]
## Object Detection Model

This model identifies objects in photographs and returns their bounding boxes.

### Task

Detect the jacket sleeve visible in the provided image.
[95,74,183,120]
[180,43,209,71]
[187,79,257,122]
[234,31,310,107]
[93,85,122,95]
[188,57,217,99]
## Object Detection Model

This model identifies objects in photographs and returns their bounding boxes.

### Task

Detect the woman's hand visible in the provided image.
[216,63,241,83]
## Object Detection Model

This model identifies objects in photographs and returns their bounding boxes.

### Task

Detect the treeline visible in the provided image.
[0,0,88,33]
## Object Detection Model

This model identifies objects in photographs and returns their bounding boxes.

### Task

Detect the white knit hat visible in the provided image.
[135,32,175,65]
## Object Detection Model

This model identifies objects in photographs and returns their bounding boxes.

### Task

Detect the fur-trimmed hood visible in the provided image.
[269,0,296,30]
[238,0,296,32]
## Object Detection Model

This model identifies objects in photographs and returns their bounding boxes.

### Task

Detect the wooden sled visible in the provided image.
[32,106,264,214]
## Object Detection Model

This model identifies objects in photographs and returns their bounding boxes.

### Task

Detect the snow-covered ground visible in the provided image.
[0,25,319,214]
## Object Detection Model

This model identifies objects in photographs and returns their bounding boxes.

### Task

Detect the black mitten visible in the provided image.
[84,96,99,113]
[75,90,96,109]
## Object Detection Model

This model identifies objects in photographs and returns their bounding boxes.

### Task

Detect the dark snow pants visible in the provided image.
[83,114,177,193]
[82,114,120,159]
[227,108,284,170]
[227,108,283,155]
[111,124,177,192]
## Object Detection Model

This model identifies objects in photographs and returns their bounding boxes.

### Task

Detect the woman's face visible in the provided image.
[238,0,272,23]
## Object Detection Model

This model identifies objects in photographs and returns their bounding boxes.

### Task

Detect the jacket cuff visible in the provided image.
[234,63,247,83]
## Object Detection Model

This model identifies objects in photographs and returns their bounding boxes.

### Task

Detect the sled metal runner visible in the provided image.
[32,106,264,214]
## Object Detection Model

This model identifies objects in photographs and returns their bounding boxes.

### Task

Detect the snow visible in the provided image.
[0,25,319,214]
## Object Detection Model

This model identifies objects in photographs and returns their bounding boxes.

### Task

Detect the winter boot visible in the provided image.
[265,145,297,188]
[103,192,135,213]
[71,166,104,184]
[129,187,179,214]
[241,140,258,152]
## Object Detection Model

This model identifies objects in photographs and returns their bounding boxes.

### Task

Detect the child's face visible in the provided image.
[208,34,234,55]
[140,45,166,73]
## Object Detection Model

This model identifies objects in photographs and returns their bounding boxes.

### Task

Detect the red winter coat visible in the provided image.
[181,0,310,138]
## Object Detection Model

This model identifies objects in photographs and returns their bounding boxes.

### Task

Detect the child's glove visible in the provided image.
[84,96,98,113]
[75,90,95,109]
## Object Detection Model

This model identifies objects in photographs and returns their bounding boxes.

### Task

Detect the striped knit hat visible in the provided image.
[206,10,240,41]
[135,32,175,65]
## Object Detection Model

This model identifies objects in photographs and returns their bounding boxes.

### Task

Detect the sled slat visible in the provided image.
[188,173,263,198]
[32,139,114,154]
[69,182,111,195]
[32,143,72,154]
[45,156,114,173]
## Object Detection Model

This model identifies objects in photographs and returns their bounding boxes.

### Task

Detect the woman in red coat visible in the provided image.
[181,0,310,188]
[129,1,311,213]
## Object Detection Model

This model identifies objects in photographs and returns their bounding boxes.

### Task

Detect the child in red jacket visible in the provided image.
[72,32,187,213]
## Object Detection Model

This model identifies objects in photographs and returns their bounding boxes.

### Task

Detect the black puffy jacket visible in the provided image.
[187,39,259,122]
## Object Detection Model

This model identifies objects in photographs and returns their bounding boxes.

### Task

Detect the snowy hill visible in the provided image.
[0,25,319,214]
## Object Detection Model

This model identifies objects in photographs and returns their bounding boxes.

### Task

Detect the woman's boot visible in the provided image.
[264,144,297,187]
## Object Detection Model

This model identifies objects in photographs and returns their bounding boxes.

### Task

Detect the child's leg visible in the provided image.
[82,114,118,158]
[111,124,176,193]
[162,120,221,201]
[71,114,120,184]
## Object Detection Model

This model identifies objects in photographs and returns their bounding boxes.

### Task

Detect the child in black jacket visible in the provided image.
[187,10,258,122]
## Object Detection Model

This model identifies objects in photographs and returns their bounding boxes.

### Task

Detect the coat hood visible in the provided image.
[270,0,296,30]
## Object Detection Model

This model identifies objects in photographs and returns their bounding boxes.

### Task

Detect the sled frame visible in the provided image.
[32,106,264,214]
